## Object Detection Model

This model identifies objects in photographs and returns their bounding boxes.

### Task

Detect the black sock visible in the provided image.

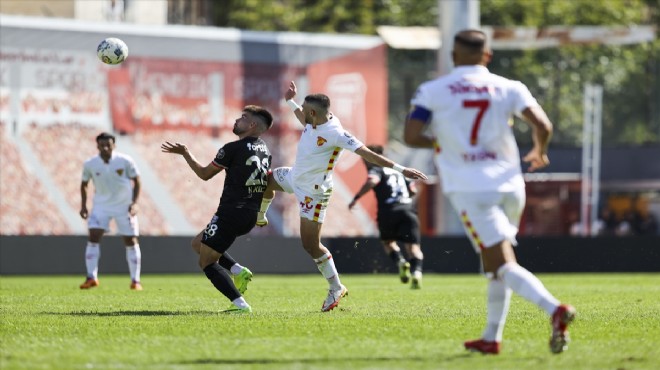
[388,250,405,264]
[409,258,423,273]
[203,262,241,301]
[218,253,237,271]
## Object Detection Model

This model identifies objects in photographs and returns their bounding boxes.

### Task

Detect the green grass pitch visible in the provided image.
[1,273,659,369]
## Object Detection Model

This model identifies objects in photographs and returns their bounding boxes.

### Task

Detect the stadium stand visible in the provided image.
[0,122,70,235]
[132,129,230,231]
[21,124,169,235]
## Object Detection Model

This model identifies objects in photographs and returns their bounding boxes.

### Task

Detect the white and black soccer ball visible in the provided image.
[97,37,128,65]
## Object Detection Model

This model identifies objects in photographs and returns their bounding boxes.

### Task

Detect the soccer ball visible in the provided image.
[97,37,128,65]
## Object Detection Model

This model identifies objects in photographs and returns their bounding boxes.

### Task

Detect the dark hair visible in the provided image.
[454,30,487,52]
[304,94,331,110]
[244,105,274,129]
[96,132,116,143]
[366,144,384,155]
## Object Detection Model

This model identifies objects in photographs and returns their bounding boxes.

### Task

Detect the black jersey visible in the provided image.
[368,166,414,213]
[212,136,271,212]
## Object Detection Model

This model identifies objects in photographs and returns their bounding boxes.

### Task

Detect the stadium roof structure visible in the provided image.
[377,25,656,50]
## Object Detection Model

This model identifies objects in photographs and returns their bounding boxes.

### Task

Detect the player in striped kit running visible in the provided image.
[257,81,427,312]
[404,29,575,354]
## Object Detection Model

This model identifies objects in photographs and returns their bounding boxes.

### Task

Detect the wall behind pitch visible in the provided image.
[1,236,658,275]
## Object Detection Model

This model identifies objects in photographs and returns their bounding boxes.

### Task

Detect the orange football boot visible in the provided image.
[80,278,99,289]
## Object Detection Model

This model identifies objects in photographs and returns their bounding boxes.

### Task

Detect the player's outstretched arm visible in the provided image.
[284,81,306,127]
[521,105,553,172]
[161,141,222,181]
[354,146,428,180]
[348,178,378,210]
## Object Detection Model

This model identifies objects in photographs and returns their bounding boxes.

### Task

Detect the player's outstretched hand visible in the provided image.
[402,167,428,180]
[284,81,297,101]
[522,148,550,172]
[161,141,188,155]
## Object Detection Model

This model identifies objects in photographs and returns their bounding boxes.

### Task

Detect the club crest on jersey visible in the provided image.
[116,169,124,176]
[316,136,327,146]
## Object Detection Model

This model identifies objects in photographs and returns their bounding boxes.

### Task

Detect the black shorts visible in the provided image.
[201,207,258,254]
[377,208,420,244]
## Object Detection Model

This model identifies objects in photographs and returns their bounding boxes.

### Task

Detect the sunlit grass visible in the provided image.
[1,273,659,369]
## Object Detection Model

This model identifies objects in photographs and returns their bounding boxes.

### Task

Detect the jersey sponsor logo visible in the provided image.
[116,169,124,176]
[247,142,268,153]
[462,151,497,162]
[347,139,356,146]
[316,136,327,146]
[343,132,352,138]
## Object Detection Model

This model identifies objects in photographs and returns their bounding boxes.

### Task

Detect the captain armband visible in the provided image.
[408,106,432,123]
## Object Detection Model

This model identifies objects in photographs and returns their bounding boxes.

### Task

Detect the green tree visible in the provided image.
[207,0,659,146]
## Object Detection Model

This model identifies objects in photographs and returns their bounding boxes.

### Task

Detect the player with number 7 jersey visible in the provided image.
[405,29,574,355]
[408,64,537,194]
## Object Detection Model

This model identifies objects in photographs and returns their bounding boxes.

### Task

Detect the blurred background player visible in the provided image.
[161,105,273,313]
[79,132,142,290]
[257,81,428,312]
[404,29,575,354]
[348,144,424,289]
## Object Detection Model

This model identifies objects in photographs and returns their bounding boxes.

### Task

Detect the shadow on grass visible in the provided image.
[180,353,473,366]
[43,310,218,316]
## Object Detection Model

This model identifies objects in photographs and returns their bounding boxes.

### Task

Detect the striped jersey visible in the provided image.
[291,115,364,194]
[411,65,539,193]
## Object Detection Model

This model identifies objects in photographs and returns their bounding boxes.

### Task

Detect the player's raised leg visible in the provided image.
[485,241,576,354]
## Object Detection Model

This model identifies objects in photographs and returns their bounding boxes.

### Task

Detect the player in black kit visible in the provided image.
[161,105,273,312]
[348,145,425,289]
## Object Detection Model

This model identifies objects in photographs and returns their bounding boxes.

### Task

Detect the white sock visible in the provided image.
[126,244,142,282]
[482,279,512,342]
[85,242,100,279]
[232,296,250,308]
[230,263,244,275]
[314,253,341,290]
[498,262,560,316]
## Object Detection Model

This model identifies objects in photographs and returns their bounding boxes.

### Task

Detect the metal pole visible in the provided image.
[590,85,603,236]
[438,0,480,76]
[580,84,593,236]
